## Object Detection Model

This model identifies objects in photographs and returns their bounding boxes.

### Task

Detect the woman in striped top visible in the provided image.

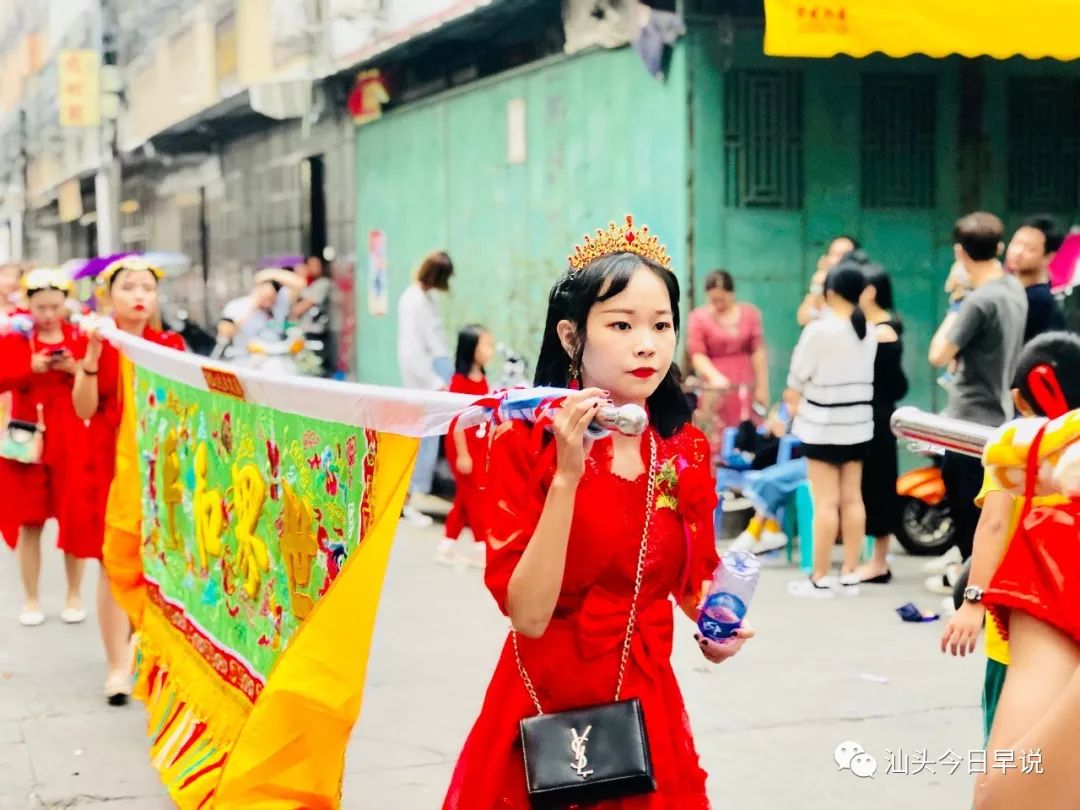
[785,262,877,597]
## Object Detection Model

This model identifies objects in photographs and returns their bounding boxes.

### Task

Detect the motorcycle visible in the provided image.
[894,451,956,557]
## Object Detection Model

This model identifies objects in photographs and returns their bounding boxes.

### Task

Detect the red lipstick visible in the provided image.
[630,368,656,379]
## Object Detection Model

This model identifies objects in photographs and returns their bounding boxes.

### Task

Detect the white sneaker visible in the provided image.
[434,538,456,564]
[752,530,789,555]
[924,563,960,595]
[787,576,836,599]
[922,546,962,575]
[465,541,486,569]
[401,504,434,528]
[837,572,861,597]
[729,531,757,553]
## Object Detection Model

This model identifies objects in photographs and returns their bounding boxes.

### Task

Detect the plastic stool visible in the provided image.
[792,481,875,573]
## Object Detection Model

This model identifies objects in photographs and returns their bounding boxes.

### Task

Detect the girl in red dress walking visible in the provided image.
[436,324,495,567]
[442,217,753,810]
[70,257,185,704]
[0,269,87,626]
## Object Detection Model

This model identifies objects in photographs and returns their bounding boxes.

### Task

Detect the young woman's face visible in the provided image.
[706,286,735,313]
[475,331,495,368]
[572,266,677,406]
[111,269,159,323]
[28,289,68,331]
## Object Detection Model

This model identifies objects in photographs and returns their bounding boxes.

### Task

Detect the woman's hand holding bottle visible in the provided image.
[550,387,608,487]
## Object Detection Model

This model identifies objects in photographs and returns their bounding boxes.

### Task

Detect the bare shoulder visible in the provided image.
[874,323,899,343]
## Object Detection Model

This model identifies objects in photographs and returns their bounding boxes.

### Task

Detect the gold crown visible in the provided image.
[568,215,671,272]
[23,267,73,295]
[99,256,164,286]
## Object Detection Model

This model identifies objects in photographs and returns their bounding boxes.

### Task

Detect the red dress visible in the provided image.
[61,329,185,559]
[443,421,720,809]
[0,323,86,549]
[444,372,491,541]
[985,424,1080,647]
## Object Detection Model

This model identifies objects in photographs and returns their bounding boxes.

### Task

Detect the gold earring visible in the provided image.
[570,364,580,383]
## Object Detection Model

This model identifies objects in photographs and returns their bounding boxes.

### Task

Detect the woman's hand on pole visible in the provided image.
[551,388,607,487]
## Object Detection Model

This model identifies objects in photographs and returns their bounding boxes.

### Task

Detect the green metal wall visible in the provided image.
[687,20,1080,416]
[687,23,960,414]
[354,47,690,386]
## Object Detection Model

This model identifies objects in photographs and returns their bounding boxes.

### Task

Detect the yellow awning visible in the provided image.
[764,0,1080,61]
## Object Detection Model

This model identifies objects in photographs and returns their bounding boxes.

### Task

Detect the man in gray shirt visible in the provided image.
[929,212,1027,565]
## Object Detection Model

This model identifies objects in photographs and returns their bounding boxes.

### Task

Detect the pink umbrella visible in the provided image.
[1050,233,1080,292]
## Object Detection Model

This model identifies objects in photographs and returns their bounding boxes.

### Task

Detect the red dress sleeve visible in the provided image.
[0,333,34,393]
[483,422,556,615]
[672,426,720,607]
[155,331,187,352]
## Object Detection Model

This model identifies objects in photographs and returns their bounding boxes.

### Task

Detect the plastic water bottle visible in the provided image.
[697,549,761,642]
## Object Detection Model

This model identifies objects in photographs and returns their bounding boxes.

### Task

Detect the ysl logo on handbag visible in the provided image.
[570,726,594,779]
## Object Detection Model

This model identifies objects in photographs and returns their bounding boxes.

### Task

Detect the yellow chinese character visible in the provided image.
[161,430,183,549]
[232,463,270,599]
[281,482,318,619]
[193,443,224,571]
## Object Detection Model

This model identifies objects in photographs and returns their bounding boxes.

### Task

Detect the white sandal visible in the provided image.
[61,607,87,624]
[18,609,45,627]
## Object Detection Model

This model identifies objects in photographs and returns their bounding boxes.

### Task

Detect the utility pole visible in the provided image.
[94,0,121,255]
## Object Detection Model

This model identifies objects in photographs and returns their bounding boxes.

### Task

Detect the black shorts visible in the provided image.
[800,442,869,465]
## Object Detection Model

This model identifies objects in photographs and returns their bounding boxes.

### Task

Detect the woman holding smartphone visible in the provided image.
[0,268,88,626]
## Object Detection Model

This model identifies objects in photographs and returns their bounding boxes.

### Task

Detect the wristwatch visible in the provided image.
[963,585,984,604]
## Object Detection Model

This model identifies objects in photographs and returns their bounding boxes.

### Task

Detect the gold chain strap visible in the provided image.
[513,433,658,716]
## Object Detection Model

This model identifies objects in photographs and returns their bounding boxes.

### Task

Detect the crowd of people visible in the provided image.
[4,207,1079,808]
[0,258,187,705]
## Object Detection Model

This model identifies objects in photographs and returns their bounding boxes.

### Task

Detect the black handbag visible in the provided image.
[514,434,658,808]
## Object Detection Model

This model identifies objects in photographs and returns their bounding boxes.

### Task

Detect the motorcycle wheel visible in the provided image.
[895,495,956,557]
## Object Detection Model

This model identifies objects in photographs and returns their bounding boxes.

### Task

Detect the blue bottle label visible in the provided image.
[697,591,747,641]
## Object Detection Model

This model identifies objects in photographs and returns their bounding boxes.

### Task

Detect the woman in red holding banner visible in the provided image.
[70,257,185,705]
[0,268,87,627]
[443,218,753,810]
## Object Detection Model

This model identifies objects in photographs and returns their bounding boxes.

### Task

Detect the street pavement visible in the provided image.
[2,521,983,809]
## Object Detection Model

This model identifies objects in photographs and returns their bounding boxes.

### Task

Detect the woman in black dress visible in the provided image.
[857,263,908,583]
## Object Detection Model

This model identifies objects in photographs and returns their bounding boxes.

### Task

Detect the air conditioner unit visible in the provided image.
[250,79,314,120]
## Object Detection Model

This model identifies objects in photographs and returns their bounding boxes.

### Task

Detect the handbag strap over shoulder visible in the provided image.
[513,432,658,715]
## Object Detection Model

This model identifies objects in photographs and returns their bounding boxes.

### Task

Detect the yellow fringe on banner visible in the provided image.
[136,598,257,809]
[213,432,418,809]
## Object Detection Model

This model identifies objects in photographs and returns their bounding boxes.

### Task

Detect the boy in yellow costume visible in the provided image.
[940,332,1080,741]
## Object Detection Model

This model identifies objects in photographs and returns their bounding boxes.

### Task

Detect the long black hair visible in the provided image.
[861,262,894,312]
[825,259,868,339]
[534,252,691,439]
[454,324,488,376]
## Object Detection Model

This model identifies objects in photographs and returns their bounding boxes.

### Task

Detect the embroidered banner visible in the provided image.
[103,332,475,809]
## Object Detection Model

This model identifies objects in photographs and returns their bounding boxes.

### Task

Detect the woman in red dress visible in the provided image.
[0,268,87,626]
[443,218,753,810]
[437,324,495,567]
[70,257,185,704]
